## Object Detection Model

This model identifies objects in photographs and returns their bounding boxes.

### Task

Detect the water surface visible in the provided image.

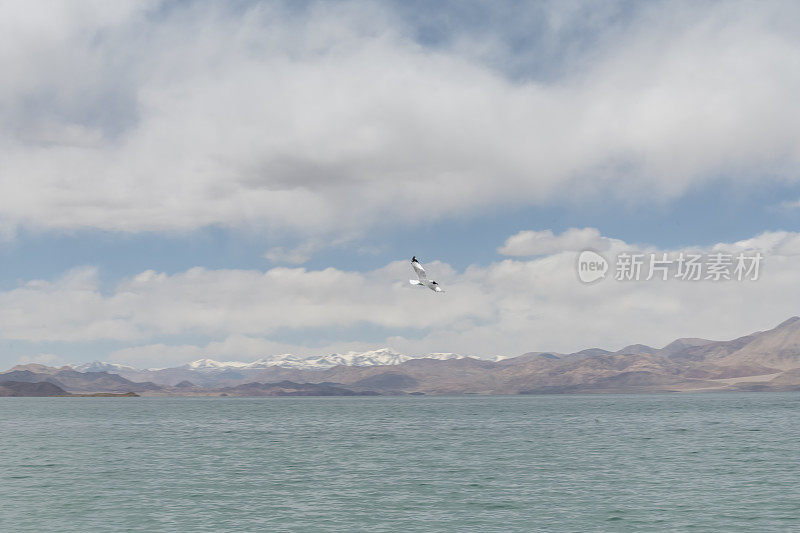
[1,393,799,531]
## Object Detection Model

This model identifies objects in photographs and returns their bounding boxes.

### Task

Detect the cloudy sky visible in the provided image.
[2,0,800,368]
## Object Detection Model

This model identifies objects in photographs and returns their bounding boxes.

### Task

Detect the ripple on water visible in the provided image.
[0,393,799,532]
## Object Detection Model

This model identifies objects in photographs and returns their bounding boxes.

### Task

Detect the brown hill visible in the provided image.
[217,381,378,397]
[0,381,69,397]
[765,368,800,390]
[710,317,800,370]
[7,317,800,395]
[0,366,160,394]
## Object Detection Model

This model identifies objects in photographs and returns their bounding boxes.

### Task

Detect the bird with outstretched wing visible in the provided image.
[409,256,444,292]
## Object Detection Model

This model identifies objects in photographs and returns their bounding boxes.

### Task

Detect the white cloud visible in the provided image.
[711,231,800,256]
[3,229,800,366]
[499,227,620,256]
[106,335,375,369]
[107,343,204,370]
[1,1,800,239]
[0,267,140,342]
[0,260,485,343]
[15,353,66,367]
[262,238,337,264]
[263,246,316,265]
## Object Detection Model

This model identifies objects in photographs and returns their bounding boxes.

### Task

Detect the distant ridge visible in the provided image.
[0,381,69,397]
[57,350,476,387]
[71,349,468,374]
[0,365,159,394]
[6,317,800,395]
[775,316,800,329]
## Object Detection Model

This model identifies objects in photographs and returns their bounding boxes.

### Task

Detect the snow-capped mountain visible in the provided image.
[70,361,141,373]
[181,358,281,371]
[292,349,411,369]
[426,353,466,361]
[180,349,463,372]
[74,349,468,374]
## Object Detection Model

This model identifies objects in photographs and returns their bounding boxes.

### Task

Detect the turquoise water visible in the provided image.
[1,394,799,532]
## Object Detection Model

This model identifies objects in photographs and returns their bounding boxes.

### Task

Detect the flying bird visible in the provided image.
[410,256,444,292]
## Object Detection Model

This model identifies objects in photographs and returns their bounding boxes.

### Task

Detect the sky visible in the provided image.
[2,0,800,369]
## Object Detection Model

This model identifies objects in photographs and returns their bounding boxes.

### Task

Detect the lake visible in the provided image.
[1,393,799,531]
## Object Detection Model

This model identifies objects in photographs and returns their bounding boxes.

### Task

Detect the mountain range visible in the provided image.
[5,317,800,395]
[69,349,469,387]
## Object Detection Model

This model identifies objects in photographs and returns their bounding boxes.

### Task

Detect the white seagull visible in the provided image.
[409,256,444,292]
